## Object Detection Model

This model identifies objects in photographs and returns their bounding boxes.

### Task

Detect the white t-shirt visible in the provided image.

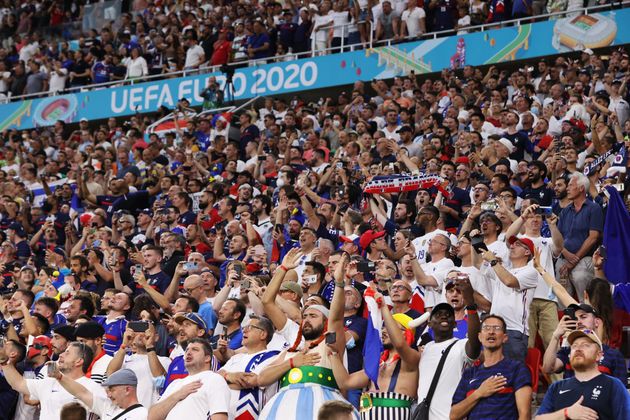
[89,352,113,384]
[412,230,458,265]
[401,7,426,37]
[488,264,539,335]
[312,13,334,42]
[519,234,558,302]
[480,240,510,276]
[421,258,455,308]
[451,265,492,302]
[222,350,280,419]
[26,376,107,420]
[160,371,230,419]
[184,44,205,68]
[122,353,171,407]
[331,11,350,38]
[91,395,148,420]
[49,68,68,93]
[418,338,473,419]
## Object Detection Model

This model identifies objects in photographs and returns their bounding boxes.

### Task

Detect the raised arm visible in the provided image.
[380,293,419,366]
[261,248,302,330]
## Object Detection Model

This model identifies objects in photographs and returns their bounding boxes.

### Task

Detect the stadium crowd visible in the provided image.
[0,0,620,99]
[0,17,628,419]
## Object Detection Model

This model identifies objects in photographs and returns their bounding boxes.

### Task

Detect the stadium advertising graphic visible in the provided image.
[2,9,628,131]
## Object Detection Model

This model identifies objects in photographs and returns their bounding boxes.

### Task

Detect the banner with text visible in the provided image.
[2,8,629,131]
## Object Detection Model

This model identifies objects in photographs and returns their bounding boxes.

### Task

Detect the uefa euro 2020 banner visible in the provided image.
[2,8,629,131]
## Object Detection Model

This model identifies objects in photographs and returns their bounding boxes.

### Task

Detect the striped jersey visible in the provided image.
[96,315,127,356]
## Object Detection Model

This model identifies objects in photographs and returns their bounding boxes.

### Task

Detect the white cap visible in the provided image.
[498,138,516,154]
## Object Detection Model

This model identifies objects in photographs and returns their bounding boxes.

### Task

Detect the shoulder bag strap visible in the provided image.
[111,403,143,420]
[424,339,459,406]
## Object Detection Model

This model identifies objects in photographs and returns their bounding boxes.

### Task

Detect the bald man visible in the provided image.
[183,275,217,335]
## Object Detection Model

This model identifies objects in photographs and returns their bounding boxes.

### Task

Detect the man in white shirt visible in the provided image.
[411,205,457,264]
[481,236,539,362]
[408,233,455,311]
[50,367,148,420]
[2,341,106,420]
[217,315,280,419]
[505,203,563,349]
[75,321,112,384]
[149,338,230,420]
[107,321,170,408]
[184,35,206,70]
[400,0,426,38]
[418,284,481,419]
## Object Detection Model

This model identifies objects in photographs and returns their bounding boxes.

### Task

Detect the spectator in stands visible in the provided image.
[536,330,630,419]
[451,314,532,419]
[556,173,603,300]
[418,278,481,419]
[480,236,538,361]
[2,341,105,419]
[400,0,426,39]
[148,338,230,420]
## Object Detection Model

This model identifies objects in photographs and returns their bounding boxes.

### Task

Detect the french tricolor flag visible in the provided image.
[362,288,384,389]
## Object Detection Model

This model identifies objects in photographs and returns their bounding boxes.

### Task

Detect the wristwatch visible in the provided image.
[490,259,499,267]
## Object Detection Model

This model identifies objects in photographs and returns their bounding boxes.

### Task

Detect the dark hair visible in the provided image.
[175,191,192,208]
[254,194,272,214]
[70,341,95,373]
[60,402,87,420]
[17,289,35,308]
[70,254,89,270]
[250,315,275,344]
[72,295,95,318]
[481,314,507,332]
[305,261,326,283]
[187,337,213,359]
[178,295,200,313]
[36,296,59,313]
[7,339,26,363]
[586,278,613,343]
[227,298,247,323]
[397,199,417,223]
[32,313,50,335]
[317,400,355,420]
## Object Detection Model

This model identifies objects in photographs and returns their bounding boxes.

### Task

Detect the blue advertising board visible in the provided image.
[2,9,629,131]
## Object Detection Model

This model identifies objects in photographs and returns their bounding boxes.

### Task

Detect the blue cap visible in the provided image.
[174,312,208,333]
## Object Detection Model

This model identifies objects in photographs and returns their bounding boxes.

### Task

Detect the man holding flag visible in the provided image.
[328,288,419,419]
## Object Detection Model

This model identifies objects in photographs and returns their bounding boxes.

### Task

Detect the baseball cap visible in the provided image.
[568,303,598,317]
[359,230,387,250]
[101,368,138,387]
[430,302,455,318]
[74,322,105,339]
[80,118,88,123]
[567,329,602,350]
[27,336,52,359]
[507,236,535,258]
[174,312,208,333]
[280,281,303,298]
[139,208,153,217]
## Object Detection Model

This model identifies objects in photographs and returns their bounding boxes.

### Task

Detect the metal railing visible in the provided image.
[309,20,373,55]
[4,1,628,104]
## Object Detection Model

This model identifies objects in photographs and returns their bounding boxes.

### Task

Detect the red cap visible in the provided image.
[359,230,386,250]
[27,335,52,359]
[508,236,535,258]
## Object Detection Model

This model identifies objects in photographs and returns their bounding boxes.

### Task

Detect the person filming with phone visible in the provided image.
[1,341,106,420]
[542,303,627,384]
[504,201,563,350]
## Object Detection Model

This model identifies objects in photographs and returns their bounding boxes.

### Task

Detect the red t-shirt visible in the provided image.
[211,40,232,66]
